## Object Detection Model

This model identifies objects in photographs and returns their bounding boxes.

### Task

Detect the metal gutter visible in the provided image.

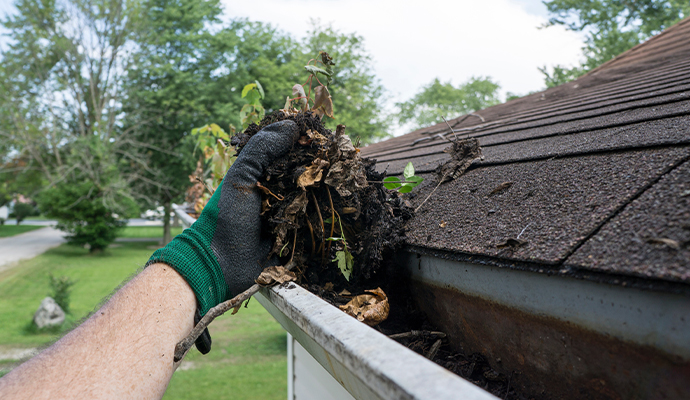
[171,205,497,399]
[255,284,497,400]
[401,251,690,399]
[172,203,196,228]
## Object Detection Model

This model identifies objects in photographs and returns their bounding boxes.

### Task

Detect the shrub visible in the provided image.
[12,202,37,225]
[49,274,76,314]
[38,181,127,252]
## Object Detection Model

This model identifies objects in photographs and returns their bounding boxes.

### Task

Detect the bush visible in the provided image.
[38,181,126,252]
[49,274,76,314]
[12,202,37,225]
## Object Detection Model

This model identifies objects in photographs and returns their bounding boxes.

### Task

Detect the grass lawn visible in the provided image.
[0,242,287,398]
[0,225,43,238]
[118,226,184,239]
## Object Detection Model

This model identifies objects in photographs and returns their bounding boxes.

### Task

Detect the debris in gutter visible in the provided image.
[256,266,298,286]
[339,287,390,327]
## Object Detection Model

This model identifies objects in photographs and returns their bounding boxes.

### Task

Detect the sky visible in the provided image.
[0,0,586,133]
[222,0,585,103]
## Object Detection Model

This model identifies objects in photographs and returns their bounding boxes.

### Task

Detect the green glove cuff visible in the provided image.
[146,191,228,316]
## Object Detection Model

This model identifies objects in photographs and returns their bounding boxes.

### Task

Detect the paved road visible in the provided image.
[0,227,66,271]
[3,218,165,227]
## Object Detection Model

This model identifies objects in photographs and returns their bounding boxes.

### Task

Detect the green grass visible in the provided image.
[0,225,43,238]
[0,242,287,398]
[118,226,184,238]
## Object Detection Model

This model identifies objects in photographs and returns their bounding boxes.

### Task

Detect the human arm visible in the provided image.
[0,120,299,399]
[0,263,195,399]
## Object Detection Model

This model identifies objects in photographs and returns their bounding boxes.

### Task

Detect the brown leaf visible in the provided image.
[339,287,390,327]
[496,238,528,249]
[338,289,352,296]
[256,266,297,286]
[324,282,334,291]
[647,238,680,250]
[437,138,483,183]
[297,159,330,190]
[489,181,513,196]
[313,85,334,119]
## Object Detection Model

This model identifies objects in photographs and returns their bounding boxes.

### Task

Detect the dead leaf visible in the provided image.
[324,159,368,197]
[307,129,328,146]
[496,238,528,249]
[647,238,680,250]
[339,287,390,327]
[231,305,242,315]
[324,282,334,291]
[489,181,513,196]
[256,266,297,286]
[297,159,329,190]
[271,192,308,254]
[439,220,447,228]
[313,85,334,119]
[338,289,351,296]
[436,138,483,183]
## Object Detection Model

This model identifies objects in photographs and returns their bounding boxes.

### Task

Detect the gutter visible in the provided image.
[171,204,498,400]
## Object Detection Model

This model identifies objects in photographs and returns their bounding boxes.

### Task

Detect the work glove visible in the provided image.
[147,120,299,352]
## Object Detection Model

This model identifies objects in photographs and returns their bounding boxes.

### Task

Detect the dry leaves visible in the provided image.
[297,158,330,189]
[339,287,390,327]
[313,85,334,119]
[256,266,297,286]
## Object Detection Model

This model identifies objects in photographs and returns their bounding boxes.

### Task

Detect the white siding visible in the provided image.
[289,333,355,400]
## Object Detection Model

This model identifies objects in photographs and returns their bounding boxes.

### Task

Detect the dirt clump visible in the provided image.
[233,110,412,295]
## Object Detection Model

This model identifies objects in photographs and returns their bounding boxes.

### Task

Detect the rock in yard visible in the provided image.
[34,297,65,329]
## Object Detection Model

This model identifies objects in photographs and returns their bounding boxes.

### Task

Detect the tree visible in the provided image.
[0,0,143,250]
[541,0,690,86]
[395,77,500,129]
[124,0,223,244]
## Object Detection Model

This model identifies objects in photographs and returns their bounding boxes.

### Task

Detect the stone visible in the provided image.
[33,297,65,329]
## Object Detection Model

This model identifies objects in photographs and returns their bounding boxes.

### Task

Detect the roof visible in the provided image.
[361,17,690,290]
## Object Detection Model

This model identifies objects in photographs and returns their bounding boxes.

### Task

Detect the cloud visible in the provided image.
[222,0,584,101]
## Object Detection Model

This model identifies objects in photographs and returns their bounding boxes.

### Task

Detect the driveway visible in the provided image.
[0,227,66,272]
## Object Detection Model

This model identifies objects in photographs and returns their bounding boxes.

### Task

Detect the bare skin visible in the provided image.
[0,263,195,400]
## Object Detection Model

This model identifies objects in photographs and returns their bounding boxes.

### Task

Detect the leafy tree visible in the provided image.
[541,0,690,86]
[395,77,500,129]
[124,0,223,244]
[11,203,37,225]
[0,0,142,249]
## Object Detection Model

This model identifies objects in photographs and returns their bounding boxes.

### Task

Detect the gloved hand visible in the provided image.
[147,120,299,351]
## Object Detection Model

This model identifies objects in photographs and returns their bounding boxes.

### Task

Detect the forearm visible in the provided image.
[0,263,196,400]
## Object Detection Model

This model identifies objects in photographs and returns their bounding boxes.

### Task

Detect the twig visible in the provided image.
[290,229,297,264]
[388,330,447,340]
[196,176,215,196]
[516,222,532,240]
[426,339,443,360]
[174,260,297,362]
[326,187,335,256]
[305,216,316,255]
[441,115,457,140]
[505,371,513,400]
[310,191,326,264]
[415,172,449,213]
[256,182,284,201]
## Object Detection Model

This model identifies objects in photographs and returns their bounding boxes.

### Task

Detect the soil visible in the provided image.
[233,111,531,400]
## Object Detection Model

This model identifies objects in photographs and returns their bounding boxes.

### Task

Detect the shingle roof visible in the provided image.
[361,17,690,288]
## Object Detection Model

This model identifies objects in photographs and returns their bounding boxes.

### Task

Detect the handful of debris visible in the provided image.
[233,110,413,297]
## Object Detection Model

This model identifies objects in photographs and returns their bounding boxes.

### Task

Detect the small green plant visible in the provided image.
[240,81,265,129]
[383,162,424,193]
[325,213,353,281]
[49,273,76,314]
[284,51,335,120]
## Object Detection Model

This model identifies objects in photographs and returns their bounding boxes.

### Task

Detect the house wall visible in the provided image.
[288,333,356,400]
